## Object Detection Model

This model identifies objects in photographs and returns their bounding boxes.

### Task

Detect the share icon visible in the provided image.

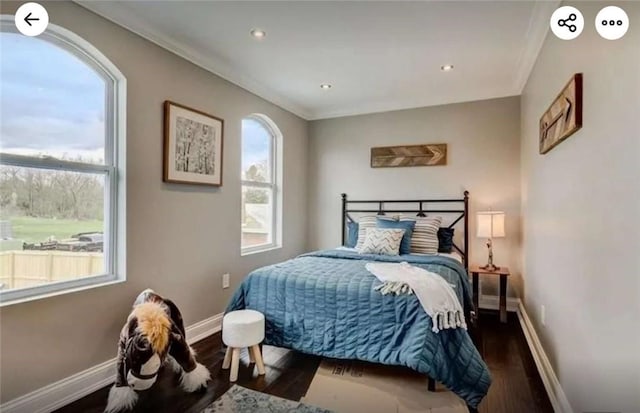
[558,13,577,32]
[550,6,584,40]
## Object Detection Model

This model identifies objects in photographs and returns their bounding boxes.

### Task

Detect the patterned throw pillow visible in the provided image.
[358,228,406,256]
[355,216,377,250]
[376,217,416,255]
[399,215,442,255]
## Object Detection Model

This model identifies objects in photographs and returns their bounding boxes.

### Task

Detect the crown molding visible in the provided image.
[513,1,561,93]
[308,91,519,121]
[74,1,313,120]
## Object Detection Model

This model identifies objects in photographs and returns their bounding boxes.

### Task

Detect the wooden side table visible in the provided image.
[469,265,510,323]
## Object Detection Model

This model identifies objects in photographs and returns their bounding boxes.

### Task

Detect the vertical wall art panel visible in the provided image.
[539,73,583,154]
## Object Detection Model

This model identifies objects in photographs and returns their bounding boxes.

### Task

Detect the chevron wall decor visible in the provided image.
[370,144,447,168]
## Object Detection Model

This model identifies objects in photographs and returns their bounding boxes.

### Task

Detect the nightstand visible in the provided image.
[469,265,510,323]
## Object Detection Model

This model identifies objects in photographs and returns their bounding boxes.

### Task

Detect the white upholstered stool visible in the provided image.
[222,309,266,382]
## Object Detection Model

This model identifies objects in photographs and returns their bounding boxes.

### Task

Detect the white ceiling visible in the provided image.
[77,1,559,120]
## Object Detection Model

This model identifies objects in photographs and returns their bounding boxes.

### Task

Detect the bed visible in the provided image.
[226,192,491,410]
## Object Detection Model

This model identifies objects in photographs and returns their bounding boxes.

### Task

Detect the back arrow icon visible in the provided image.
[24,12,40,27]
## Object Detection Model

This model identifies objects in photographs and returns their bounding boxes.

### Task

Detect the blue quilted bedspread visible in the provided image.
[226,249,491,407]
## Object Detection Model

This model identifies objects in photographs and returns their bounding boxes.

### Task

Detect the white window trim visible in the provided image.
[241,114,283,256]
[0,17,126,306]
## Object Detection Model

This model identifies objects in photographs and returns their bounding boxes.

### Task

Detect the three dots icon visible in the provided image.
[601,19,623,27]
[595,6,629,40]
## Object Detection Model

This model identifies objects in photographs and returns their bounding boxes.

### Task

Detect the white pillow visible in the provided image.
[355,215,377,250]
[358,228,406,256]
[399,215,442,255]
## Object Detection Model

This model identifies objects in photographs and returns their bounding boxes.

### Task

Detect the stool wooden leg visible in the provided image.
[428,377,436,391]
[222,347,232,370]
[250,345,265,375]
[230,348,240,382]
[248,347,255,363]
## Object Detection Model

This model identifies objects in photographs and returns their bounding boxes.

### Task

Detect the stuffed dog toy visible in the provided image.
[105,289,210,413]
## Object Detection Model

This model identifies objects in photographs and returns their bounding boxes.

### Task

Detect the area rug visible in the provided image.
[203,385,333,413]
[301,359,467,413]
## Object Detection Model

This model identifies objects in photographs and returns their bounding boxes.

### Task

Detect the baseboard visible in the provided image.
[186,312,224,344]
[478,294,519,312]
[1,312,224,413]
[517,301,573,413]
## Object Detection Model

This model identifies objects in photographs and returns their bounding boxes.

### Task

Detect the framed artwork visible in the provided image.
[370,144,447,168]
[163,101,224,186]
[539,73,583,154]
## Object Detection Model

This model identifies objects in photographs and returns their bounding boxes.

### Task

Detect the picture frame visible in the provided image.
[163,100,224,186]
[539,73,583,154]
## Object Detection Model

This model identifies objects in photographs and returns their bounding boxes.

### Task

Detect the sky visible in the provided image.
[241,118,271,179]
[0,31,270,172]
[0,32,106,162]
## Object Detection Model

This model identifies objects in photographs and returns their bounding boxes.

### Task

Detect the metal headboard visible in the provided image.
[341,191,470,269]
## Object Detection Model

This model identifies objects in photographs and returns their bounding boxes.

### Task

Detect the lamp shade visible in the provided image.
[476,211,505,238]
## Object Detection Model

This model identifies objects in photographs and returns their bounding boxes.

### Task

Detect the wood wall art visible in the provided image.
[163,101,224,186]
[370,144,447,168]
[539,73,583,154]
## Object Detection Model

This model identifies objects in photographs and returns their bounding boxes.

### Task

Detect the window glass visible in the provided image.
[241,186,273,248]
[241,118,272,183]
[241,117,277,252]
[0,26,124,300]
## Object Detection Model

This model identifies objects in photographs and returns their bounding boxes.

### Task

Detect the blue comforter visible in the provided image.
[226,249,491,407]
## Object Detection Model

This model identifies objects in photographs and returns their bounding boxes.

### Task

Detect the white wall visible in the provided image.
[520,2,640,412]
[308,96,522,296]
[0,1,308,402]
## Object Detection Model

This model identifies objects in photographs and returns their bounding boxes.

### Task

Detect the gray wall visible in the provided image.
[0,1,308,402]
[308,97,522,296]
[520,2,640,412]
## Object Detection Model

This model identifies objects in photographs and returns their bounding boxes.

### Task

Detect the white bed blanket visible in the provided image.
[365,262,467,333]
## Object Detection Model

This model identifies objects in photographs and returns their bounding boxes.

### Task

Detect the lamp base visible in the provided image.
[483,238,499,272]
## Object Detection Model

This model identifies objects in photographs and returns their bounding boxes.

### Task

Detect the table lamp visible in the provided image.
[476,211,505,271]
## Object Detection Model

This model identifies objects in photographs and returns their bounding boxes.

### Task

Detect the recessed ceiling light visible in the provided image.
[441,64,454,72]
[250,29,267,39]
[320,83,332,90]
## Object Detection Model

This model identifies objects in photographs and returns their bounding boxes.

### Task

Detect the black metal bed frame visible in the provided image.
[339,191,476,411]
[341,191,470,270]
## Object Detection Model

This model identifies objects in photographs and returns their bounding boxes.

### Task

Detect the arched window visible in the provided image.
[241,115,282,254]
[0,18,126,303]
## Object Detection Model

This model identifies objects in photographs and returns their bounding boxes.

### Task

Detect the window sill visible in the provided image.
[241,244,282,257]
[0,277,125,308]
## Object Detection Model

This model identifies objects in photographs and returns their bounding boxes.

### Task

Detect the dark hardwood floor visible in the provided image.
[55,310,552,413]
[472,311,553,413]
